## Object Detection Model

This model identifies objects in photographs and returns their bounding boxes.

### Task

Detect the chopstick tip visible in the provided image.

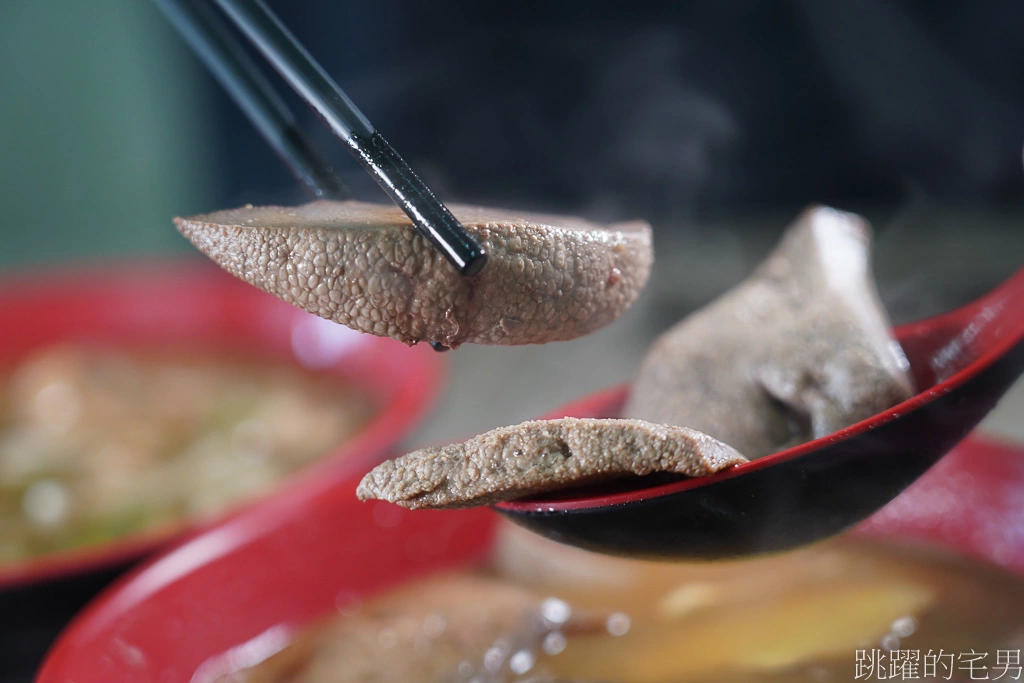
[460,249,488,277]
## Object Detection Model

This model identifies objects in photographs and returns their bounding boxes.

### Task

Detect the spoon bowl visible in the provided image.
[495,266,1024,560]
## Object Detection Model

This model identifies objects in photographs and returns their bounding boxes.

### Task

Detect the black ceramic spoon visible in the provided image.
[496,265,1024,560]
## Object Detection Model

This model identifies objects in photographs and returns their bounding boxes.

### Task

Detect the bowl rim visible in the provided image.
[35,428,1024,683]
[0,258,447,590]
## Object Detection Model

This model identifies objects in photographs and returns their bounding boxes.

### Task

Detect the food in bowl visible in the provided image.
[33,435,1024,683]
[219,524,1024,682]
[220,573,606,682]
[358,206,914,509]
[0,344,374,560]
[174,200,654,349]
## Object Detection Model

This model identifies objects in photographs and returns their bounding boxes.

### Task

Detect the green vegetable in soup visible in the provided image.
[0,345,374,560]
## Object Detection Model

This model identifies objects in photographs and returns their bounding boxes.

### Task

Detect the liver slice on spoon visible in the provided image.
[358,206,915,510]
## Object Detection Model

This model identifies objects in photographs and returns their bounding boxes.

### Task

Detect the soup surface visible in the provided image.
[223,528,1024,682]
[0,345,374,560]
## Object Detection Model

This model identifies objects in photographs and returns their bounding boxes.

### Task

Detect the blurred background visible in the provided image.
[5,0,1021,439]
[2,1,1024,679]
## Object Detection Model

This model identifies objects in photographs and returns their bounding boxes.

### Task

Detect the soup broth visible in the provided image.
[224,530,1024,683]
[0,345,374,560]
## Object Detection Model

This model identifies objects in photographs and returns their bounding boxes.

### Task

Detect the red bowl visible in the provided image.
[36,384,1024,682]
[0,259,446,590]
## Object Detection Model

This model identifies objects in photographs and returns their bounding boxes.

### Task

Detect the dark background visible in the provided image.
[213,1,1024,222]
[2,0,1022,271]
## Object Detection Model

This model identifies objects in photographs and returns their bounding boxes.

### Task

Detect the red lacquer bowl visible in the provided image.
[37,423,1024,682]
[0,260,446,590]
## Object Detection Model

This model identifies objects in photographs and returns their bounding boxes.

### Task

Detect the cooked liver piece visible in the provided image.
[175,200,652,348]
[357,417,746,509]
[358,206,914,511]
[625,205,915,458]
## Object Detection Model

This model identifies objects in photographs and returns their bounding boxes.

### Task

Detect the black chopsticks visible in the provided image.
[155,0,487,278]
[153,0,348,200]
